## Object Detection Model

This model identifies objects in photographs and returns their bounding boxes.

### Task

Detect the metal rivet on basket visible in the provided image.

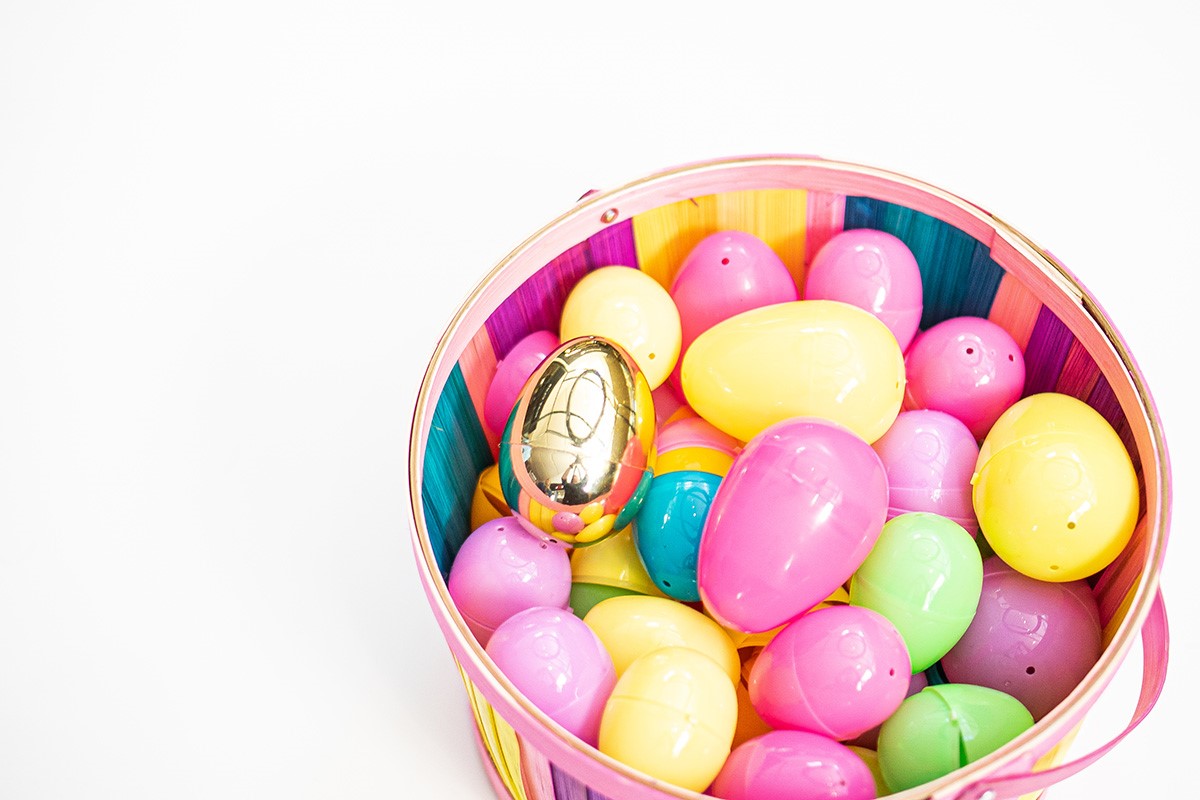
[600,208,618,224]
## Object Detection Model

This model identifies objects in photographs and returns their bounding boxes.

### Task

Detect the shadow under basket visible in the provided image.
[407,156,1170,800]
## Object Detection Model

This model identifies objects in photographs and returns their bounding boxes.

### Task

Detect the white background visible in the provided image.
[2,2,1196,798]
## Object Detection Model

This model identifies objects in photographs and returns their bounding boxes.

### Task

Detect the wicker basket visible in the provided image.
[407,156,1170,800]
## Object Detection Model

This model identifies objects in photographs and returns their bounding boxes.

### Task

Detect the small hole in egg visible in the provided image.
[1067,521,1076,530]
[889,668,895,677]
[497,526,505,531]
[1026,666,1036,675]
[648,352,656,360]
[1008,354,1015,361]
[662,580,671,587]
[966,347,974,355]
[721,257,730,265]
[1050,564,1060,571]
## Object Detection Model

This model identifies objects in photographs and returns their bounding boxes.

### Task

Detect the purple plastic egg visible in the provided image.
[486,606,617,746]
[698,418,889,633]
[483,330,560,435]
[873,410,980,534]
[711,730,877,800]
[668,230,798,393]
[447,516,572,645]
[748,606,911,740]
[805,229,923,351]
[904,317,1025,439]
[941,557,1102,720]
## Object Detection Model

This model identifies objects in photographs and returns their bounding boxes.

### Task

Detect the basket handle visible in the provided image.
[953,589,1169,800]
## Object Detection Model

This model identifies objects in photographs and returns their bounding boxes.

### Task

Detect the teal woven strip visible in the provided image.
[844,197,1005,329]
[421,363,494,578]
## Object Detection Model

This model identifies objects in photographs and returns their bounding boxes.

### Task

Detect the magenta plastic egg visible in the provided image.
[698,418,889,633]
[805,228,923,351]
[941,557,1102,720]
[482,330,560,435]
[486,606,617,746]
[903,317,1025,439]
[846,669,929,750]
[447,517,571,645]
[711,730,877,800]
[748,605,911,740]
[873,410,980,534]
[668,230,798,392]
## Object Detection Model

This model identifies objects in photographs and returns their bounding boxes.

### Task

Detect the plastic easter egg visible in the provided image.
[942,557,1102,719]
[972,392,1139,582]
[681,300,905,444]
[633,469,720,601]
[654,416,740,477]
[447,517,571,645]
[668,230,798,392]
[599,647,737,792]
[569,527,666,598]
[846,669,929,750]
[560,266,682,389]
[718,585,848,650]
[805,228,923,351]
[482,330,560,435]
[653,381,693,428]
[749,605,911,740]
[877,684,1034,792]
[485,606,616,746]
[873,410,980,534]
[711,730,877,800]
[904,317,1025,439]
[498,336,656,545]
[469,463,510,529]
[699,418,889,633]
[846,746,889,797]
[582,594,740,683]
[850,513,983,672]
[568,583,637,618]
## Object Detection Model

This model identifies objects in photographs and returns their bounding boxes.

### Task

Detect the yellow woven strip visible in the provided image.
[457,665,525,800]
[492,712,528,800]
[716,189,808,289]
[631,194,720,288]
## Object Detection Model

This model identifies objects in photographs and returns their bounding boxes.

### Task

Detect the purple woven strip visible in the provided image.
[549,762,591,800]
[1021,305,1076,397]
[484,242,591,357]
[586,788,616,800]
[585,218,638,267]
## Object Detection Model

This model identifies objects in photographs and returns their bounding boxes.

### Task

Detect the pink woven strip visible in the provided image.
[954,590,1168,800]
[803,191,845,270]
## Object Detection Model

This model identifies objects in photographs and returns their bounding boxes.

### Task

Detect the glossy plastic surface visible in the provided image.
[569,526,665,597]
[846,745,889,797]
[598,647,737,793]
[804,228,923,351]
[447,516,571,646]
[668,230,798,393]
[483,329,560,435]
[567,582,637,618]
[485,606,616,747]
[903,316,1026,439]
[877,684,1034,792]
[850,512,983,672]
[872,409,979,534]
[581,594,740,683]
[469,463,510,529]
[633,469,720,601]
[560,266,682,389]
[681,300,905,444]
[846,669,929,750]
[942,557,1102,720]
[749,605,911,740]
[712,730,877,800]
[654,416,740,477]
[498,336,656,545]
[698,418,889,633]
[973,392,1139,581]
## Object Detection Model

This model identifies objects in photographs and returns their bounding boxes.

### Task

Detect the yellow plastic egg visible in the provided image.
[582,594,740,683]
[570,527,668,599]
[469,464,509,529]
[680,300,905,443]
[560,266,682,390]
[972,392,1139,582]
[599,647,737,792]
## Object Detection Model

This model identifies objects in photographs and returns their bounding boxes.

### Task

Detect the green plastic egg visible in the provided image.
[850,512,983,672]
[877,684,1034,792]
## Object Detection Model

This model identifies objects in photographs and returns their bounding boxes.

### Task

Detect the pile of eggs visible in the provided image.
[448,229,1139,799]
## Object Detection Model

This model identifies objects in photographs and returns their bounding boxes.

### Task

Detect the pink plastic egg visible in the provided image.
[486,606,617,746]
[711,730,877,800]
[698,418,889,633]
[846,670,929,750]
[805,229,923,351]
[447,516,571,645]
[482,330,560,435]
[748,605,911,740]
[941,557,1102,720]
[903,317,1025,439]
[668,230,798,392]
[873,410,980,534]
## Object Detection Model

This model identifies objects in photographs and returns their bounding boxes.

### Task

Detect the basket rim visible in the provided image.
[407,154,1171,800]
